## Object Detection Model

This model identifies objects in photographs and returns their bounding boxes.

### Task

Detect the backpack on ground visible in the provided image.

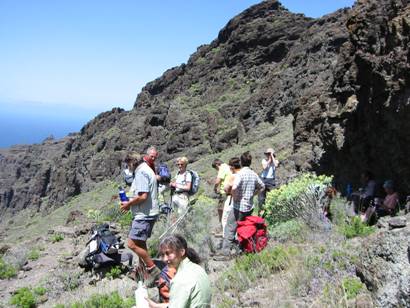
[93,223,120,255]
[236,216,268,253]
[187,170,200,196]
[158,163,171,184]
[79,223,132,269]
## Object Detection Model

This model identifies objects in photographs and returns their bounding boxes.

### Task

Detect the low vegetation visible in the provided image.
[264,173,332,227]
[0,256,17,279]
[50,233,64,243]
[269,219,307,243]
[27,249,41,261]
[105,266,123,280]
[216,245,298,293]
[340,216,375,239]
[54,292,134,308]
[9,286,46,308]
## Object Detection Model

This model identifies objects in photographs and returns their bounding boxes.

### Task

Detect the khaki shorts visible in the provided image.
[128,219,156,241]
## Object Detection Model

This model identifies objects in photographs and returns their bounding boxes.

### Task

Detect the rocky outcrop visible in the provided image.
[356,214,410,307]
[1,0,409,213]
[315,0,410,194]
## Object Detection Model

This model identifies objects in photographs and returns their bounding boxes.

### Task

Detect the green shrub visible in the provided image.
[269,219,307,242]
[63,292,134,308]
[27,249,40,261]
[10,287,36,308]
[86,209,104,223]
[342,276,364,299]
[264,173,332,227]
[0,257,17,279]
[51,233,64,243]
[340,216,375,239]
[105,266,122,279]
[33,286,46,296]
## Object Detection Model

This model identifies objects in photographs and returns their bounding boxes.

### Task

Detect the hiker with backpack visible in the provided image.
[120,152,161,286]
[170,157,192,216]
[146,234,211,308]
[219,151,265,257]
[211,158,232,228]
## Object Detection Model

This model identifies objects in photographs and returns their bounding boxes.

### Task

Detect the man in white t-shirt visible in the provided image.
[121,152,160,286]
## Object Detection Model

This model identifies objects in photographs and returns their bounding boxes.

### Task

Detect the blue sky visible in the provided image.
[0,0,355,147]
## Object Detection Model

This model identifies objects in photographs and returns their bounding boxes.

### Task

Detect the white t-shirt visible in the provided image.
[175,171,192,193]
[261,159,275,179]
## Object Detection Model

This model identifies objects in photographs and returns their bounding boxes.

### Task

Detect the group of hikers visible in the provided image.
[348,170,404,223]
[111,143,407,307]
[118,146,279,307]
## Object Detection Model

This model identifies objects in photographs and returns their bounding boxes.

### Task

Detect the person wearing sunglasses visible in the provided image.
[170,157,192,215]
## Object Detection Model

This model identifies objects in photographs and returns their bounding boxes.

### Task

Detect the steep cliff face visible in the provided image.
[1,0,409,214]
[316,0,410,193]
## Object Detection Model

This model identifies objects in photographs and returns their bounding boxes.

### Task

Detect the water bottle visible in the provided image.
[135,281,149,308]
[346,183,352,198]
[119,186,129,202]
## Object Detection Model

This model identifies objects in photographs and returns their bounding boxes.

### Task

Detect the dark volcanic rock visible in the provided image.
[1,0,410,215]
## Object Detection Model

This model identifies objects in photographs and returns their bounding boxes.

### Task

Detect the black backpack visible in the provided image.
[93,223,120,255]
[82,224,132,269]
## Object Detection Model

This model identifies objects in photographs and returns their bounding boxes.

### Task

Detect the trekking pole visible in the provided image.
[158,206,191,240]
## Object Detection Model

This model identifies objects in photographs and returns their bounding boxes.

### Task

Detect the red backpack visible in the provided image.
[236,216,268,253]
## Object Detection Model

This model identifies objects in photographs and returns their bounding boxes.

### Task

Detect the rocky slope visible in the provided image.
[1,0,410,214]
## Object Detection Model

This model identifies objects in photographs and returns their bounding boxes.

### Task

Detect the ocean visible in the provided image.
[0,103,100,148]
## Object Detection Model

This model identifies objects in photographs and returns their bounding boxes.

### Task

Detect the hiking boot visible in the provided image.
[144,266,161,288]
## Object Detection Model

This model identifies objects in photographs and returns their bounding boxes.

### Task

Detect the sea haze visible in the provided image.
[0,101,102,148]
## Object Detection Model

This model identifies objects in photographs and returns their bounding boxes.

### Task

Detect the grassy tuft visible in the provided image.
[216,245,298,293]
[27,249,41,261]
[269,219,307,243]
[50,233,64,243]
[342,276,364,299]
[340,216,375,239]
[0,257,17,279]
[10,287,36,308]
[57,291,134,308]
[105,266,123,280]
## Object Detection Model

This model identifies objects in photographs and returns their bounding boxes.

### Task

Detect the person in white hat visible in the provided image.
[258,148,279,213]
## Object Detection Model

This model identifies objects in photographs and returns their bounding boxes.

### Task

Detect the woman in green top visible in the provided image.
[147,234,211,308]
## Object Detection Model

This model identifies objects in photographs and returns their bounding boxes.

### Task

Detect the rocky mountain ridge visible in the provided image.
[1,0,409,214]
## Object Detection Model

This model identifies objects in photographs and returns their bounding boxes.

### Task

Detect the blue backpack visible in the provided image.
[187,170,200,196]
[158,163,171,183]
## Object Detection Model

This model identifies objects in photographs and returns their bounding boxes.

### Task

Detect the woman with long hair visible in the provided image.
[147,234,211,308]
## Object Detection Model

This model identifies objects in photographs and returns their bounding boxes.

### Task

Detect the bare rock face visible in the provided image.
[356,214,410,307]
[0,0,409,214]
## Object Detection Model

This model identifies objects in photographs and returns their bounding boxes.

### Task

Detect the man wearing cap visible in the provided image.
[258,147,279,212]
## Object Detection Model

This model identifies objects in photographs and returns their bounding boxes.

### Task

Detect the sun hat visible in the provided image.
[264,148,275,155]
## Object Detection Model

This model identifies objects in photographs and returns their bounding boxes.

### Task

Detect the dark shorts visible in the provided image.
[128,219,156,241]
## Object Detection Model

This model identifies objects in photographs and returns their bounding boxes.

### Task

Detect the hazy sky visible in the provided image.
[0,0,355,116]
